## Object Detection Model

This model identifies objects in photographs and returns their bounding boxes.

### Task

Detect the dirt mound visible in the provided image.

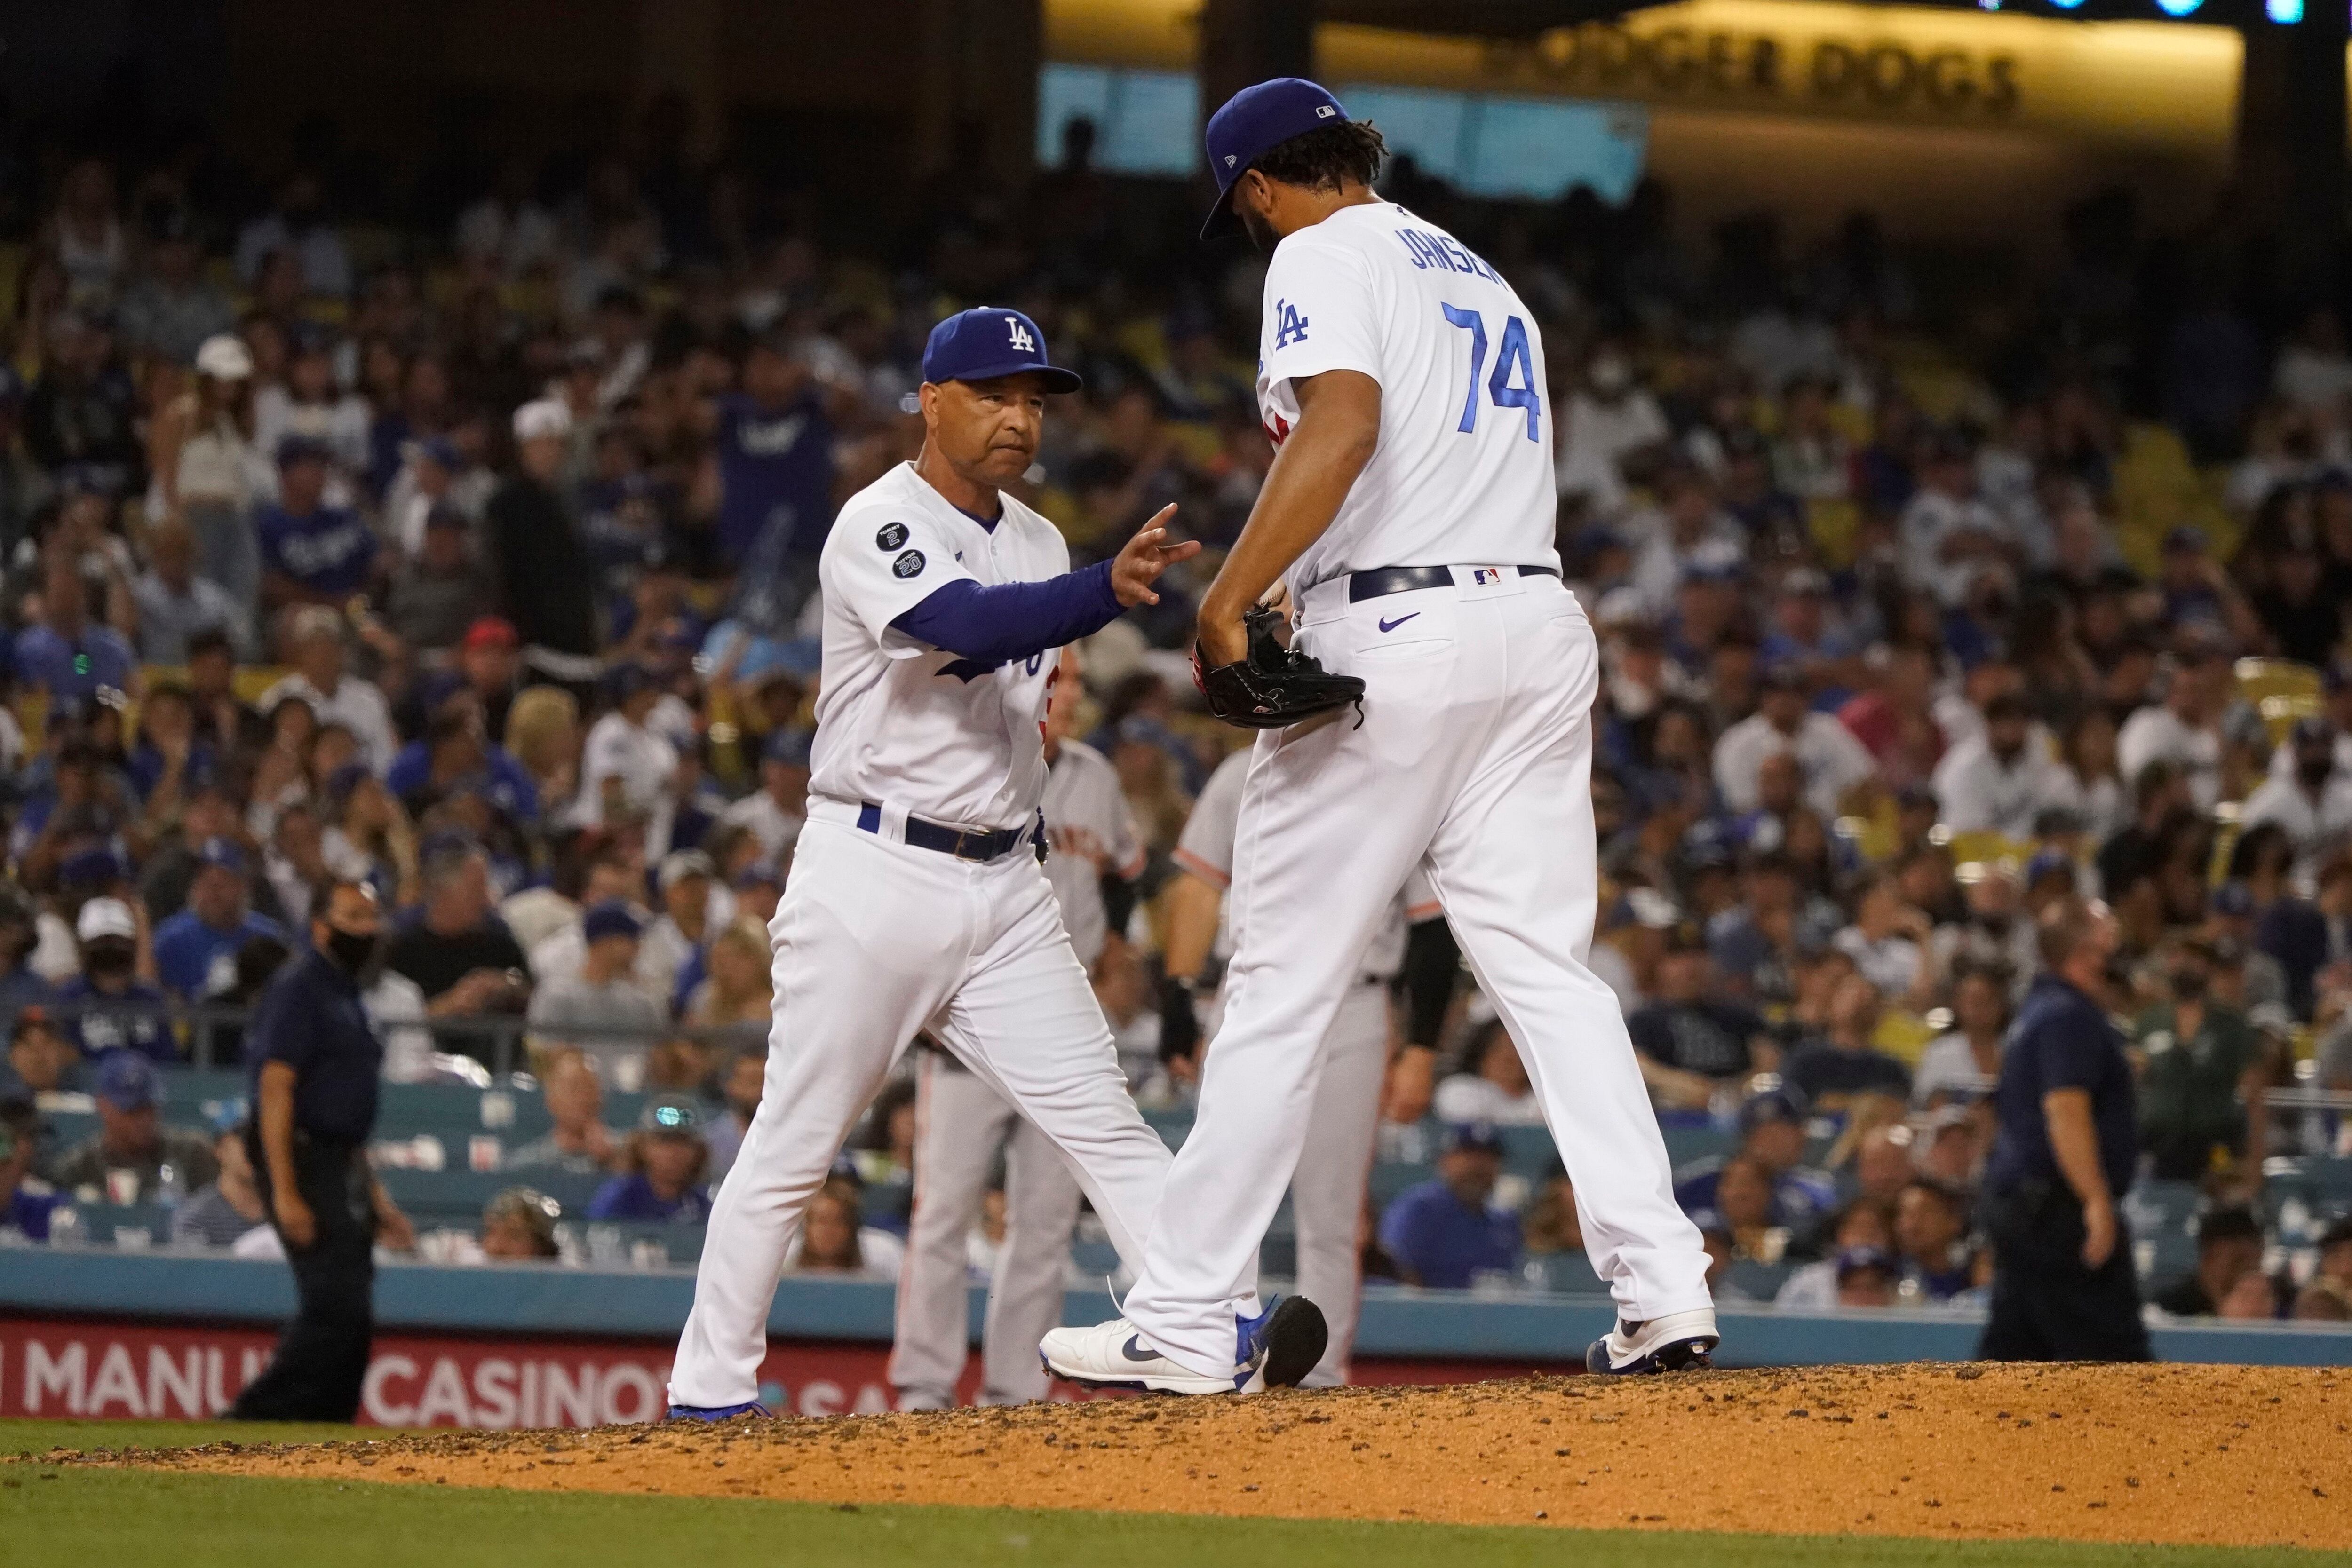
[97,1363,2352,1549]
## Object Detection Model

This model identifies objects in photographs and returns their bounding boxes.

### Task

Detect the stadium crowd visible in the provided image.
[1,103,2352,1330]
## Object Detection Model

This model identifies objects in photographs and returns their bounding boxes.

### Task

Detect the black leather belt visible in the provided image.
[856,801,1039,862]
[1346,564,1559,602]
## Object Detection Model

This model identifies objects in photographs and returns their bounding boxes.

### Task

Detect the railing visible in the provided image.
[32,997,767,1080]
[37,998,2352,1119]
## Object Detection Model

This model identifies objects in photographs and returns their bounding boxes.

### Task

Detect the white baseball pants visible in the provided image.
[1121,569,1712,1377]
[888,1052,1084,1406]
[667,818,1170,1408]
[1285,977,1389,1387]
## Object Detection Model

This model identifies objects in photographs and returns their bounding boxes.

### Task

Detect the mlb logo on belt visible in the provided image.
[1459,565,1524,598]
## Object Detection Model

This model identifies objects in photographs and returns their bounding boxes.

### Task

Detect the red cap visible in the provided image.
[462,616,519,651]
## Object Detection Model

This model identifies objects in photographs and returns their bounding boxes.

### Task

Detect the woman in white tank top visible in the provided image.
[147,334,272,614]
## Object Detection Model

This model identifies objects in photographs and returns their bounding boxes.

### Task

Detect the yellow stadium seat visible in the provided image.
[2235,657,2322,749]
[1805,496,1861,569]
[1940,829,2030,872]
[1874,1008,1937,1067]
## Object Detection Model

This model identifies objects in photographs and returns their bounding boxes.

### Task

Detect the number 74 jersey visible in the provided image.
[1255,199,1560,591]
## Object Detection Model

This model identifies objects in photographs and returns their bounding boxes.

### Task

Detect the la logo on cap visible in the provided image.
[1224,154,1236,167]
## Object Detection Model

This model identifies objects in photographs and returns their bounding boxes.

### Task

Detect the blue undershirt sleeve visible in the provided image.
[889,561,1124,666]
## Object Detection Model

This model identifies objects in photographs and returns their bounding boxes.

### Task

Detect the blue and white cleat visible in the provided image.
[1239,1295,1328,1390]
[1040,1296,1327,1395]
[1585,1309,1719,1375]
[665,1400,773,1421]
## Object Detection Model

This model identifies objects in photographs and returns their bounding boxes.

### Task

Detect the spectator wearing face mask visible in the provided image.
[2131,938,2271,1186]
[1555,346,1667,514]
[55,895,173,1063]
[1934,691,2082,841]
[1931,871,2037,1002]
[2241,717,2352,877]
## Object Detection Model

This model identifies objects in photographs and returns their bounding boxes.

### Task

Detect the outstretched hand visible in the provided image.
[1109,505,1201,609]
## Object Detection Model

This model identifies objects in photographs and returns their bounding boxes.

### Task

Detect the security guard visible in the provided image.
[231,878,414,1421]
[1977,896,2152,1362]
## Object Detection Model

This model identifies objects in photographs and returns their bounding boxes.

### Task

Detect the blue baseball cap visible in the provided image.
[1444,1121,1505,1157]
[195,836,248,876]
[1738,1086,1808,1135]
[1834,1245,1898,1281]
[602,661,654,703]
[1200,78,1350,239]
[582,900,643,945]
[275,434,333,468]
[919,308,1081,394]
[59,845,125,889]
[2209,881,2256,919]
[95,1051,161,1112]
[2023,847,2076,888]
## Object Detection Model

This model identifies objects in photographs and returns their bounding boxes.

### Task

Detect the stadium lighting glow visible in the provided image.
[2045,0,2085,10]
[2264,0,2300,19]
[2153,0,2202,15]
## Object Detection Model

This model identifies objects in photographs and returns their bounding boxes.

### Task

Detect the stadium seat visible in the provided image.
[2234,658,2323,749]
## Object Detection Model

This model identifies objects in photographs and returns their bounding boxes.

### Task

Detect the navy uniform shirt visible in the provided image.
[1984,973,2137,1202]
[243,948,381,1146]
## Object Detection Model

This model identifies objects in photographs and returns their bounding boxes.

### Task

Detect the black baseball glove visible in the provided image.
[1192,606,1366,730]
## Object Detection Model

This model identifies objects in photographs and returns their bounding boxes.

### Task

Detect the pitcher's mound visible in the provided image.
[126,1363,2350,1549]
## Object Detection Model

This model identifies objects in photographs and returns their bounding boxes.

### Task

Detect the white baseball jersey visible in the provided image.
[1173,748,1430,978]
[1256,200,1558,591]
[810,462,1068,832]
[1040,737,1145,967]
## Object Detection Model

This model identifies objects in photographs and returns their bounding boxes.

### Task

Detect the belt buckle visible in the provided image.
[954,828,981,860]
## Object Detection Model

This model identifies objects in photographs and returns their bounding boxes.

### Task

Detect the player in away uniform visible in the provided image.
[1044,81,1716,1390]
[1164,744,1448,1386]
[889,656,1147,1410]
[667,307,1325,1416]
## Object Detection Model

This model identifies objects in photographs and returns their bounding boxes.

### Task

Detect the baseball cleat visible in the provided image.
[1244,1295,1328,1390]
[1040,1295,1327,1395]
[665,1400,772,1421]
[1585,1309,1719,1375]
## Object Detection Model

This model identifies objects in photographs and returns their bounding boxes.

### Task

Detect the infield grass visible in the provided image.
[4,1420,2346,1568]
